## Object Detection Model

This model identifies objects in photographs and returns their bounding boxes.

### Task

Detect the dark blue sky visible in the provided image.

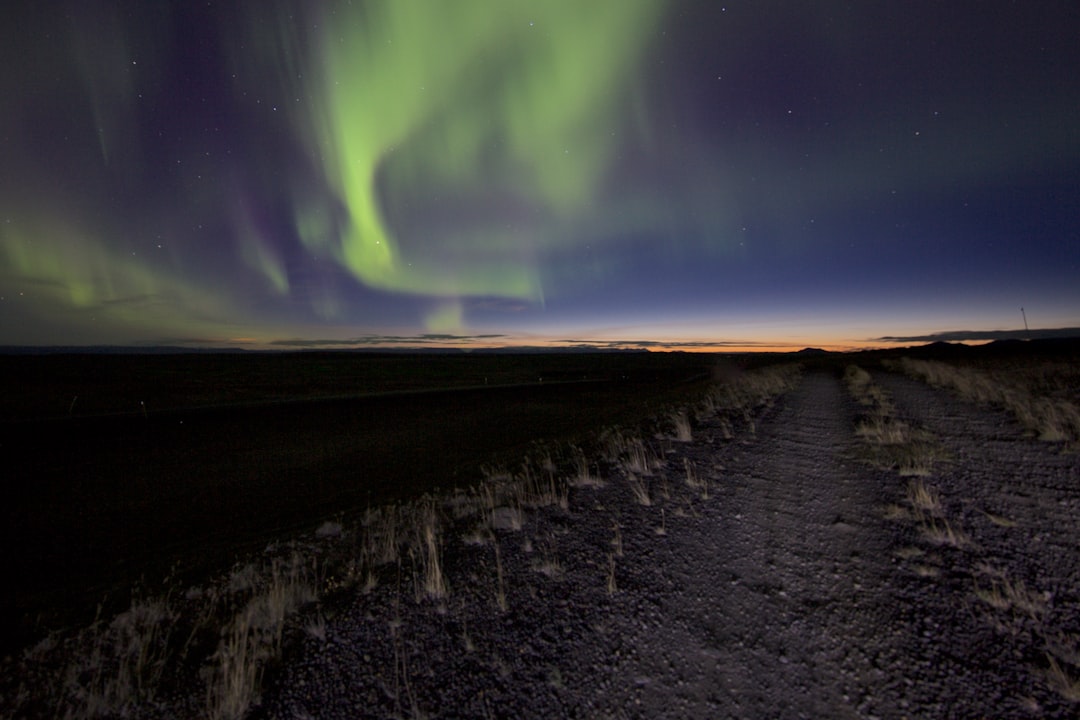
[1,1,1077,350]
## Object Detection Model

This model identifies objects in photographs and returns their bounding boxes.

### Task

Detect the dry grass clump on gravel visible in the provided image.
[600,428,662,478]
[969,560,1080,704]
[8,548,322,720]
[894,357,1080,446]
[903,478,969,548]
[566,445,605,488]
[3,362,802,720]
[972,567,1048,620]
[700,363,802,438]
[845,365,945,476]
[1046,655,1080,703]
[208,553,316,720]
[670,409,693,442]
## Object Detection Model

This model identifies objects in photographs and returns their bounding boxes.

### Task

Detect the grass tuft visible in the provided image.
[1046,654,1080,703]
[919,516,969,548]
[683,458,708,499]
[415,501,448,600]
[627,473,652,506]
[207,552,316,720]
[670,409,693,442]
[567,446,604,488]
[611,521,624,558]
[906,479,942,518]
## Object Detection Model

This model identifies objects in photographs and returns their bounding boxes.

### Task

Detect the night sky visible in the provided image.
[2,1,1078,351]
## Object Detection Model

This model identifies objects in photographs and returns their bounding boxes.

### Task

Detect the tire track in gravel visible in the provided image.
[596,371,911,719]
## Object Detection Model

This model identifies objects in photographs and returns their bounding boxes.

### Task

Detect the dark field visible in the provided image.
[1,351,729,653]
[4,342,1080,718]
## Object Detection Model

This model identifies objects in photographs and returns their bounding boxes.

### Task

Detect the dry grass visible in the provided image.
[670,409,693,442]
[305,613,327,642]
[896,357,1080,446]
[894,546,925,560]
[699,364,802,436]
[913,564,941,578]
[50,595,176,718]
[900,479,970,548]
[1047,633,1080,669]
[855,414,911,445]
[9,546,322,720]
[847,365,946,477]
[973,575,1047,619]
[981,509,1018,528]
[610,521,624,558]
[470,458,570,532]
[627,473,652,506]
[683,458,708,500]
[707,364,803,410]
[533,553,564,579]
[973,579,1013,611]
[896,440,947,477]
[1046,654,1080,703]
[567,446,604,488]
[363,504,402,566]
[410,501,448,601]
[207,553,316,720]
[906,479,942,518]
[919,516,970,548]
[600,429,661,477]
[844,364,874,400]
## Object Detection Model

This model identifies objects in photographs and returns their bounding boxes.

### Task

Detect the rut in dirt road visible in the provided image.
[602,371,909,718]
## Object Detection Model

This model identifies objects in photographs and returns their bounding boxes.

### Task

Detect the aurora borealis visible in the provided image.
[1,1,1078,350]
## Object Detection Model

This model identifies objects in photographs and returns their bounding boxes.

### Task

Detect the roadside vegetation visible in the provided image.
[890,357,1080,447]
[868,358,1080,707]
[844,364,969,574]
[1,362,801,719]
[844,364,947,477]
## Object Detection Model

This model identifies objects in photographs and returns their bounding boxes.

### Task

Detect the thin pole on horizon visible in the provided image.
[1021,307,1029,339]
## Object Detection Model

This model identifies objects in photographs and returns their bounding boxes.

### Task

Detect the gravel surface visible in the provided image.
[259,369,1080,719]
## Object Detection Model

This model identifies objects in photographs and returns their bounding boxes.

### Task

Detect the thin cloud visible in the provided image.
[875,327,1080,343]
[269,334,508,348]
[553,338,796,350]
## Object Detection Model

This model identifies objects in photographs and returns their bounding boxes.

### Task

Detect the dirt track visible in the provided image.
[257,368,1080,719]
[584,368,900,718]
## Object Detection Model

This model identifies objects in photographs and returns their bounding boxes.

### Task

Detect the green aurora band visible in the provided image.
[0,1,664,342]
[297,1,664,330]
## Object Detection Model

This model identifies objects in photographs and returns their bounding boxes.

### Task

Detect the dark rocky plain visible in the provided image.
[0,351,717,655]
[2,344,1079,718]
[260,361,1080,719]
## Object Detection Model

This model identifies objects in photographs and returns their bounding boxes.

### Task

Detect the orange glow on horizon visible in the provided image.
[218,334,916,354]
